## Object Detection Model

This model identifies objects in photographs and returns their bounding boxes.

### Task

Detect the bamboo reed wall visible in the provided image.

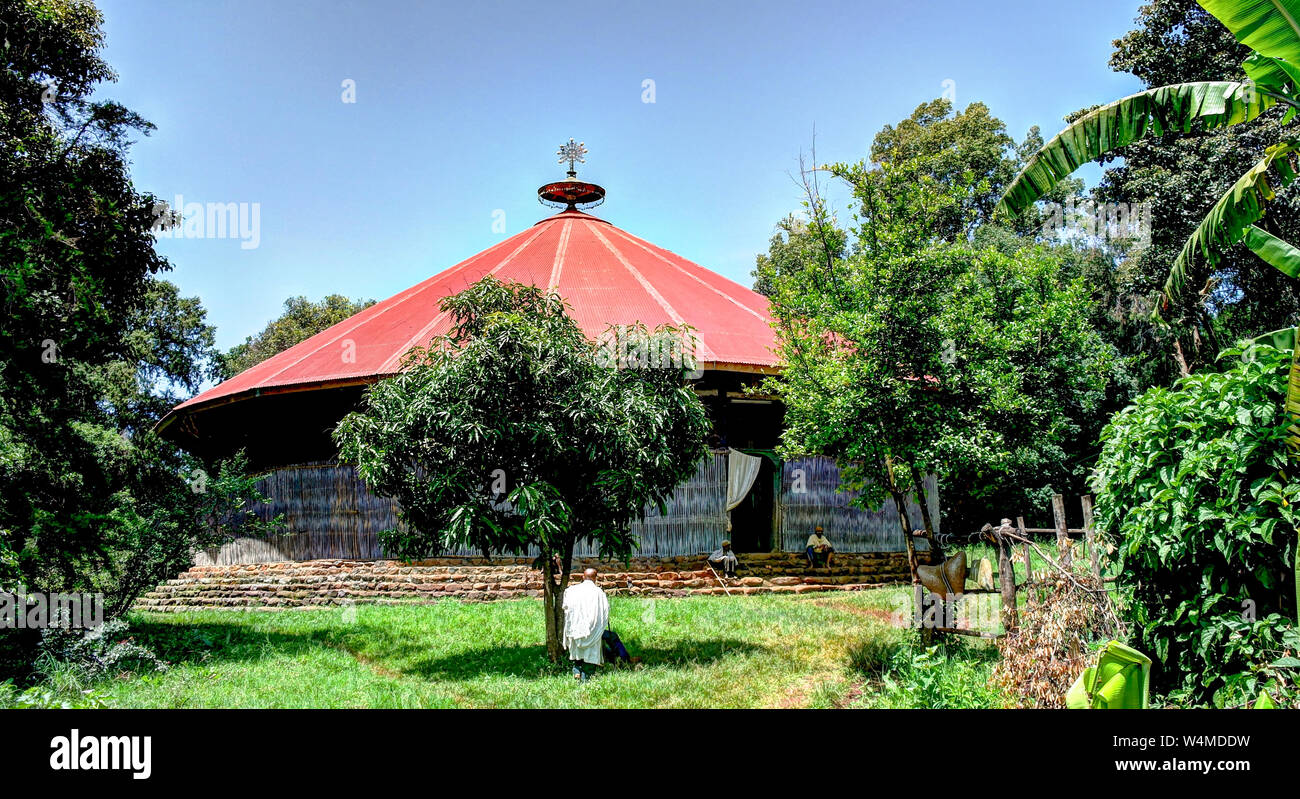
[623,451,727,556]
[196,454,935,565]
[778,457,938,553]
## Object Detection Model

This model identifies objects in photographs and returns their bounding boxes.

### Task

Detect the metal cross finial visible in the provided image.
[557,138,587,176]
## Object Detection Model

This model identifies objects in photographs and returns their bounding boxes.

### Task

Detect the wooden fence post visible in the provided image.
[1052,493,1071,568]
[1081,495,1099,579]
[996,524,1017,633]
[1017,516,1032,601]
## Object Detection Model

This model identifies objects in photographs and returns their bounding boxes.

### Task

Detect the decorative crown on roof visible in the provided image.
[556,138,587,177]
[538,138,605,211]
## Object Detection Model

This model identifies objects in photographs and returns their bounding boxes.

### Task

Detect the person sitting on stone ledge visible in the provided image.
[707,539,739,579]
[806,526,835,569]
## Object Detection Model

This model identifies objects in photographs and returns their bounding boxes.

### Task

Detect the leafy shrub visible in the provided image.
[0,678,108,709]
[1091,343,1300,703]
[864,635,1007,708]
[1208,621,1300,708]
[34,616,166,692]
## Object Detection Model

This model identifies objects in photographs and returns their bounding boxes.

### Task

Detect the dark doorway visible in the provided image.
[727,453,776,553]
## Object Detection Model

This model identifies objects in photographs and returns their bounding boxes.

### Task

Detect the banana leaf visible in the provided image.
[1243,225,1300,275]
[1244,52,1300,89]
[1166,141,1300,297]
[998,82,1275,217]
[1200,0,1300,64]
[1201,1,1300,627]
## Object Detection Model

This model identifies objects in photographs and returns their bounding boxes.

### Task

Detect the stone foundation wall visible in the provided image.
[138,551,933,612]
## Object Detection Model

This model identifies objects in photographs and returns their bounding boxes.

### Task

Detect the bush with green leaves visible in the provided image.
[35,616,166,687]
[860,635,1007,709]
[1091,342,1300,704]
[0,678,108,709]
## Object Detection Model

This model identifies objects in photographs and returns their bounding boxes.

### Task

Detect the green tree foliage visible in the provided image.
[1091,343,1300,703]
[219,294,376,378]
[0,0,274,654]
[767,154,1121,536]
[1097,0,1300,378]
[872,99,1016,238]
[760,98,1129,530]
[334,277,709,661]
[751,214,846,297]
[752,99,1070,295]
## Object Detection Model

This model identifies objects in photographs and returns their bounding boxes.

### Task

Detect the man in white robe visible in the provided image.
[562,568,609,680]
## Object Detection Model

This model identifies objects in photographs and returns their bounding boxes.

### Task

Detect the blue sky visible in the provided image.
[97,0,1145,351]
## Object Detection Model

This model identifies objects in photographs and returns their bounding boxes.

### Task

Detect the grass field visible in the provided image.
[63,587,1008,709]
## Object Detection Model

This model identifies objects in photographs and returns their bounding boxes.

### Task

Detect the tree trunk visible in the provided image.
[886,458,920,580]
[1171,336,1191,378]
[541,540,575,663]
[887,457,932,644]
[910,463,944,562]
[995,527,1017,633]
[542,553,562,663]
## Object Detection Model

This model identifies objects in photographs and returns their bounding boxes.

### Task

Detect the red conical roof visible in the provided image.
[171,208,779,418]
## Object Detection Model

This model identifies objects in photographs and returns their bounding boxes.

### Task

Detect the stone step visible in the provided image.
[135,553,921,613]
[134,581,891,612]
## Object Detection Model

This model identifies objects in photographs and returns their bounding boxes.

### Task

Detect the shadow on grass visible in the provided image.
[124,617,323,668]
[125,616,766,683]
[408,638,765,680]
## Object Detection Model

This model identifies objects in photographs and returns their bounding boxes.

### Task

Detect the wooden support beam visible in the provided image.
[1019,519,1029,595]
[1082,494,1100,579]
[1052,493,1071,567]
[996,524,1018,633]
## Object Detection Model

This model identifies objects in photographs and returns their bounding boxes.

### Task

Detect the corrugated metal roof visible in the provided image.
[171,207,779,417]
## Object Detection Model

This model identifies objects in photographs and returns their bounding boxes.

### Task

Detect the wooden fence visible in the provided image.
[912,493,1105,639]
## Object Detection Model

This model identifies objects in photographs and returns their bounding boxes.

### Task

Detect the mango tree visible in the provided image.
[334,277,709,662]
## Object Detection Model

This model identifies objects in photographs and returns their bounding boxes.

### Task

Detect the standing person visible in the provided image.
[806,526,835,568]
[708,539,740,578]
[562,568,609,681]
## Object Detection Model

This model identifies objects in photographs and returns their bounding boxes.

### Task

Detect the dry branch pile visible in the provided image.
[993,570,1124,708]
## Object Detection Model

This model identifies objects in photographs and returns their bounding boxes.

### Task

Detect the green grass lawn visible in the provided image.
[82,587,1007,709]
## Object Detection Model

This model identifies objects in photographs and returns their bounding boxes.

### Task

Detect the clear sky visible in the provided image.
[96,0,1146,351]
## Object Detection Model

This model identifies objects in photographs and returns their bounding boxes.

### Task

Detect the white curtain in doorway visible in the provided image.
[725,448,763,532]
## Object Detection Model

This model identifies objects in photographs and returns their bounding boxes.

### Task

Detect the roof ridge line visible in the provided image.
[373,224,556,373]
[588,224,717,363]
[547,220,573,290]
[604,225,769,322]
[253,227,547,387]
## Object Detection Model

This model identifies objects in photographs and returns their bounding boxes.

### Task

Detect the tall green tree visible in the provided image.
[1091,0,1300,380]
[753,100,1064,295]
[219,294,375,378]
[768,153,1121,542]
[335,278,709,662]
[0,0,271,641]
[1002,0,1300,634]
[999,0,1300,452]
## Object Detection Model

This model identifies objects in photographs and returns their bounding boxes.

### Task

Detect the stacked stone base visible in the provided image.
[135,551,925,612]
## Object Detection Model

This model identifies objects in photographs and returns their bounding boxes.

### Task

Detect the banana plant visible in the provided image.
[997,0,1300,623]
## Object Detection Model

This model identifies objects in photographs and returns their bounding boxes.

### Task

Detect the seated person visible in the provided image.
[708,539,739,578]
[806,526,835,568]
